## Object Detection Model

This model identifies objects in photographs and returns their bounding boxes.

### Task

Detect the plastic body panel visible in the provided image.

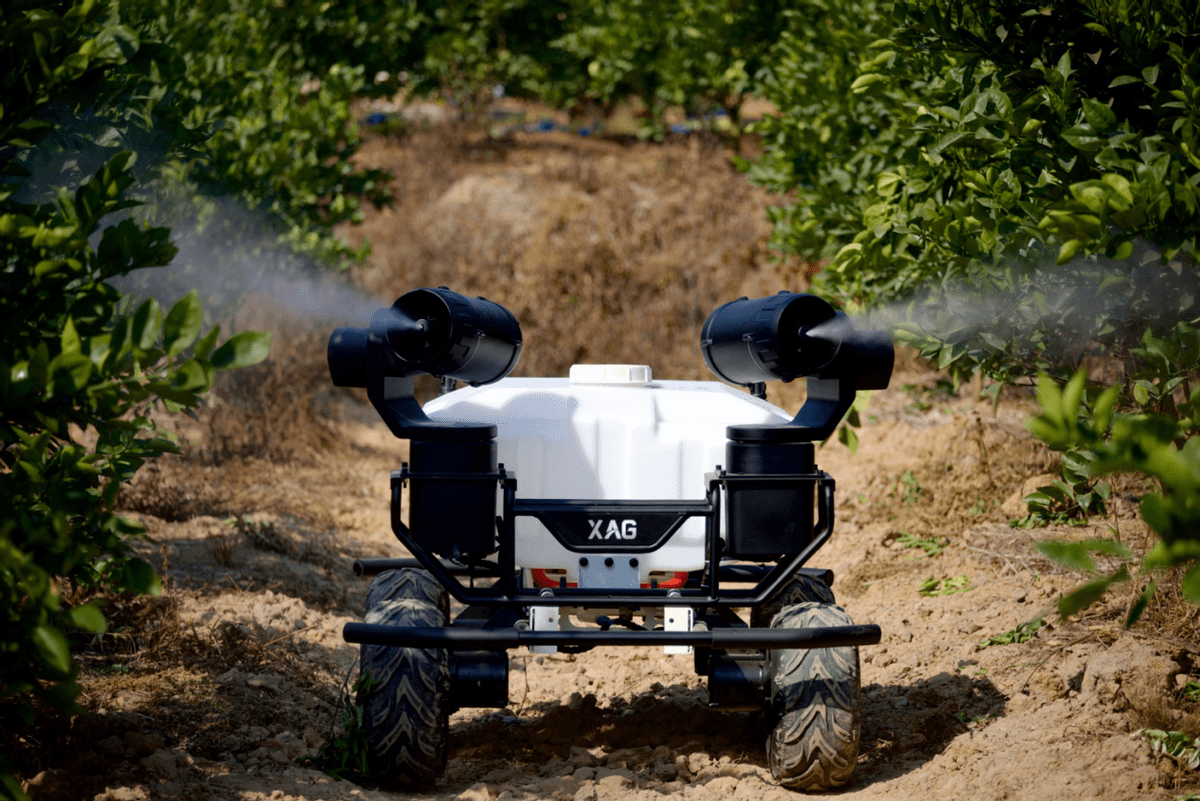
[423,377,792,582]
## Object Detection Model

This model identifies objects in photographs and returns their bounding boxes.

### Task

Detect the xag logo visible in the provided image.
[588,519,638,540]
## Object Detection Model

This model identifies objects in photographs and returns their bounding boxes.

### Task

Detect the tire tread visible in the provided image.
[359,568,450,786]
[767,601,861,790]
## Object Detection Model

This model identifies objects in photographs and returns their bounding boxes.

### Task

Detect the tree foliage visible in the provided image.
[750,0,1200,410]
[738,0,1200,621]
[390,0,790,138]
[555,0,788,135]
[1,2,271,773]
[111,0,397,318]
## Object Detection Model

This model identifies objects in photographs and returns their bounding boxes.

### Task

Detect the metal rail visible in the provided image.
[343,622,881,650]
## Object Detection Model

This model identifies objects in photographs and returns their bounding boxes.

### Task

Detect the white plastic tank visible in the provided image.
[423,365,790,586]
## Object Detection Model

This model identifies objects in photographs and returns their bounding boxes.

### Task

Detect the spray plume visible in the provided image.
[840,241,1199,368]
[110,194,388,328]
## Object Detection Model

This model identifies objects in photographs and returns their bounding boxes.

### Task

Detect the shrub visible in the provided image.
[1,5,268,784]
[392,0,790,140]
[1027,369,1200,623]
[114,0,397,320]
[750,0,1200,416]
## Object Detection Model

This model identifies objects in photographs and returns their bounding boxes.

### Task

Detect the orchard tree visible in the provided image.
[751,0,1200,397]
[749,0,1200,620]
[1,5,271,789]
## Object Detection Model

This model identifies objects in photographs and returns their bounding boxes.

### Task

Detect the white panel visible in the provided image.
[423,376,791,579]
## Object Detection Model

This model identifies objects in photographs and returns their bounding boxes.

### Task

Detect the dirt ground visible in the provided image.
[12,114,1200,800]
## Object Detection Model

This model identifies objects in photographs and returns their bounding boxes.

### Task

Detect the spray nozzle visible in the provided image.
[700,292,894,442]
[701,293,847,385]
[328,287,522,389]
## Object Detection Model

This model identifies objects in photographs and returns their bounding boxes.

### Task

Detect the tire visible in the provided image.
[359,568,451,787]
[751,572,836,629]
[766,602,861,790]
[365,566,450,617]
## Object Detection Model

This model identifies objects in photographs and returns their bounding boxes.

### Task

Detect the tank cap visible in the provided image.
[569,364,652,386]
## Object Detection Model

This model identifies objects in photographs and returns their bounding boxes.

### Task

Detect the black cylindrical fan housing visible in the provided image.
[385,288,522,385]
[327,288,522,388]
[701,293,842,386]
[327,326,371,388]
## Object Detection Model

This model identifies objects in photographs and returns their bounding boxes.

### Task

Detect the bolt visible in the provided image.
[579,557,589,567]
[604,557,614,568]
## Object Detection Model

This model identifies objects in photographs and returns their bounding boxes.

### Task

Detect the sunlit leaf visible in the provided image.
[163,290,203,356]
[211,331,271,370]
[65,602,108,634]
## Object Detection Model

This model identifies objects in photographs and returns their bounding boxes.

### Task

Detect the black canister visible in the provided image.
[408,438,498,558]
[723,440,816,560]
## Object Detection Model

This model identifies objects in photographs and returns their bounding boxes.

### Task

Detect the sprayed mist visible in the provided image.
[110,193,388,328]
[841,240,1199,356]
[6,101,391,329]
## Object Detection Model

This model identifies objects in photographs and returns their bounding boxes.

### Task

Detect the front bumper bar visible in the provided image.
[343,622,881,650]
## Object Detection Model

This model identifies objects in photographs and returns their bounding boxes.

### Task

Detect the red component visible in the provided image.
[531,568,577,589]
[530,568,688,590]
[642,571,687,589]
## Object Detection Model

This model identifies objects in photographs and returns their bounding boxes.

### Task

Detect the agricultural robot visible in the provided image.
[327,287,893,790]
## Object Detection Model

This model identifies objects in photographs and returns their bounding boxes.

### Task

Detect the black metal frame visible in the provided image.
[343,622,880,650]
[331,288,891,658]
[343,464,883,652]
[389,467,838,606]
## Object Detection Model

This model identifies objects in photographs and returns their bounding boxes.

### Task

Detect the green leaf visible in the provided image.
[0,771,31,801]
[1081,98,1117,131]
[1139,494,1174,538]
[1093,385,1120,431]
[145,383,201,405]
[60,317,82,356]
[1024,490,1056,509]
[122,559,162,596]
[211,331,271,370]
[1057,569,1127,618]
[169,359,213,392]
[132,298,163,352]
[1055,51,1073,80]
[1057,238,1083,264]
[49,352,93,393]
[849,73,888,93]
[32,625,73,678]
[837,424,859,453]
[163,290,204,356]
[1034,539,1096,571]
[194,325,221,361]
[65,602,108,634]
[1182,564,1200,605]
[1035,373,1063,420]
[1062,368,1086,422]
[1126,579,1158,627]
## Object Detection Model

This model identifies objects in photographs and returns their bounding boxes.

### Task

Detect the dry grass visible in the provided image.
[198,315,348,466]
[1126,570,1200,645]
[343,126,807,383]
[1125,674,1200,795]
[1127,678,1200,737]
[118,457,235,521]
